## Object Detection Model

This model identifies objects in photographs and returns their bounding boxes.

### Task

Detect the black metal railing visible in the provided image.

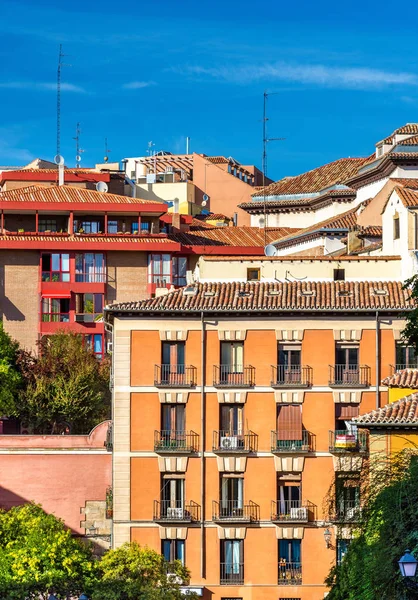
[390,363,418,374]
[213,365,255,387]
[212,500,259,522]
[278,562,302,585]
[154,365,196,387]
[153,500,200,522]
[271,500,309,523]
[333,501,362,523]
[271,365,312,388]
[271,430,313,453]
[220,562,244,585]
[154,431,199,453]
[105,423,113,452]
[329,430,368,453]
[212,430,257,453]
[329,364,370,387]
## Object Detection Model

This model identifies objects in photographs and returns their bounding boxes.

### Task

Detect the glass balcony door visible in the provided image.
[162,342,185,385]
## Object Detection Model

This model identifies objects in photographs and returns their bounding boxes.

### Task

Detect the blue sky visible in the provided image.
[1,0,418,181]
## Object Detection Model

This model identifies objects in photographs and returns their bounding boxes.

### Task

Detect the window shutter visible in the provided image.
[75,293,82,314]
[277,405,302,441]
[336,404,359,419]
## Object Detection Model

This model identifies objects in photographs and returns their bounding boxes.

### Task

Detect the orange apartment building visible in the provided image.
[105,279,413,600]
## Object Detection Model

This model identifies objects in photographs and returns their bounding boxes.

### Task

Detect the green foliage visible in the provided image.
[401,275,418,349]
[0,322,23,415]
[90,542,195,600]
[15,331,110,434]
[0,504,95,600]
[326,452,418,600]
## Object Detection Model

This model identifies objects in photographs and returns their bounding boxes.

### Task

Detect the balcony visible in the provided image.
[333,501,362,523]
[212,430,257,454]
[212,500,259,523]
[213,365,255,388]
[329,365,370,387]
[390,363,418,374]
[75,313,103,323]
[153,500,200,523]
[271,430,313,453]
[271,365,312,388]
[154,365,197,388]
[329,430,368,453]
[278,562,302,586]
[220,563,244,585]
[271,500,309,523]
[154,431,199,454]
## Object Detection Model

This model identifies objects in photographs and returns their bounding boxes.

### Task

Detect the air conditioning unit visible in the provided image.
[290,506,307,520]
[167,572,184,585]
[346,507,360,520]
[220,436,238,450]
[167,507,184,519]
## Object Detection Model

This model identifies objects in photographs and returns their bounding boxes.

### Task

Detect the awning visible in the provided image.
[41,292,72,299]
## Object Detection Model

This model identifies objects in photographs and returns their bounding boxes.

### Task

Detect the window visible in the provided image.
[334,268,345,281]
[335,473,360,521]
[161,341,185,382]
[396,343,417,368]
[220,475,244,517]
[337,539,351,565]
[172,256,187,286]
[107,220,118,234]
[39,219,57,232]
[161,477,185,518]
[141,220,151,232]
[220,540,243,584]
[335,344,359,384]
[41,297,70,322]
[335,404,360,431]
[74,220,101,234]
[162,404,185,433]
[276,475,302,517]
[41,253,70,282]
[276,405,303,447]
[162,540,185,565]
[75,253,106,283]
[247,268,260,281]
[393,212,400,240]
[278,540,302,585]
[148,253,171,286]
[85,334,103,359]
[131,222,139,234]
[220,404,244,435]
[278,343,302,383]
[75,293,103,322]
[227,164,232,174]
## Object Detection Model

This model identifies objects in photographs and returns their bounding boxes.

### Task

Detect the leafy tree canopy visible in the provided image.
[401,275,418,350]
[0,322,23,416]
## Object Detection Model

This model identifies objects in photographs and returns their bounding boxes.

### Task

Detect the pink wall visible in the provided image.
[0,421,111,534]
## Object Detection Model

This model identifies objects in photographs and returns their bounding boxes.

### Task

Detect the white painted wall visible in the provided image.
[381,189,417,279]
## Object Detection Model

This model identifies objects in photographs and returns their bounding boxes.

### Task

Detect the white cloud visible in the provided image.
[0,81,86,93]
[177,62,418,89]
[122,80,156,90]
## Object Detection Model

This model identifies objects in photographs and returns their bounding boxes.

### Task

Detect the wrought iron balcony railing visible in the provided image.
[212,430,257,453]
[154,430,199,453]
[329,430,368,453]
[332,501,362,523]
[212,500,259,523]
[271,365,312,388]
[213,365,255,388]
[271,430,313,453]
[271,500,309,523]
[278,562,302,586]
[329,364,370,387]
[390,363,418,374]
[153,500,200,523]
[220,562,244,585]
[154,364,196,387]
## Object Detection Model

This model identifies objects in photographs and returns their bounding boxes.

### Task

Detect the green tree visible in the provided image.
[0,503,95,600]
[401,275,418,350]
[326,451,418,600]
[0,322,22,415]
[16,331,110,434]
[90,542,196,600]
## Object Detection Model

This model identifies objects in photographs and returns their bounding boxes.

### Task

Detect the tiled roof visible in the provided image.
[381,123,418,145]
[171,226,298,247]
[201,255,400,262]
[251,158,368,198]
[240,187,356,212]
[358,225,382,238]
[397,135,418,146]
[195,213,231,221]
[11,168,97,174]
[382,369,418,388]
[393,186,418,208]
[0,185,158,205]
[106,280,412,313]
[0,233,174,244]
[353,393,418,426]
[205,157,229,164]
[349,241,383,255]
[390,178,418,189]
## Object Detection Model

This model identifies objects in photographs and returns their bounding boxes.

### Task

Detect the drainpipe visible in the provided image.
[375,310,380,410]
[104,316,114,548]
[200,311,206,580]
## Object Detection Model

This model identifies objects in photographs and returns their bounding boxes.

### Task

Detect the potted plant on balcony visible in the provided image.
[18,228,24,233]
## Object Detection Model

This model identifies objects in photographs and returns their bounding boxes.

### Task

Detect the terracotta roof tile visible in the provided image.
[170,226,299,247]
[205,156,229,164]
[349,241,383,255]
[381,123,418,144]
[358,225,382,238]
[382,368,418,388]
[353,393,418,426]
[0,185,158,205]
[390,178,418,189]
[397,135,418,146]
[195,213,231,221]
[241,187,356,212]
[393,186,418,208]
[251,158,368,198]
[106,280,412,313]
[0,233,174,244]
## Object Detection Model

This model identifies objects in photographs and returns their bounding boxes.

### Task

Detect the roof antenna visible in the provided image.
[73,122,84,168]
[262,91,285,246]
[104,137,111,163]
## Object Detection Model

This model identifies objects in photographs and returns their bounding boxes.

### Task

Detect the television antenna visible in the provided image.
[56,44,71,159]
[262,91,285,246]
[73,122,84,168]
[104,137,111,162]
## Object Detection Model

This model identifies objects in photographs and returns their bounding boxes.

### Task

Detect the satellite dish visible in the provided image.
[96,181,108,193]
[202,200,207,207]
[203,193,209,202]
[54,154,64,166]
[264,244,277,257]
[76,155,81,162]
